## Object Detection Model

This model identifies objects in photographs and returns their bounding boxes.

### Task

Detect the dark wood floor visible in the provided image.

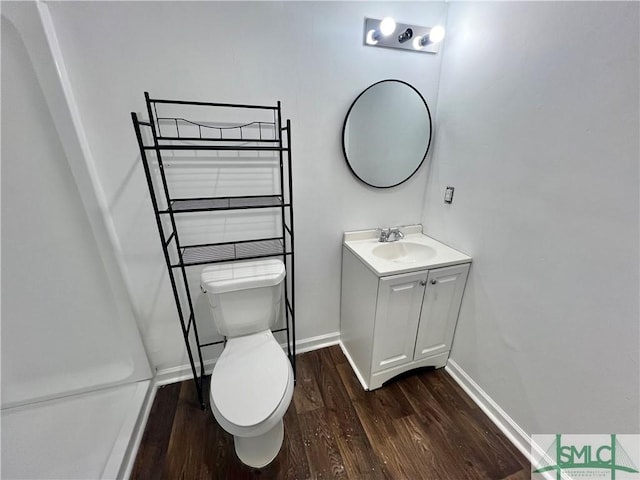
[131,346,530,479]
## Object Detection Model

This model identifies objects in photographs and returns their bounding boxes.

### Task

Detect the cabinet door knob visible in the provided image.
[420,280,426,286]
[431,279,437,285]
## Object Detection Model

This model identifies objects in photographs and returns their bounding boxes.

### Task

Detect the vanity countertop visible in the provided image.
[343,225,471,277]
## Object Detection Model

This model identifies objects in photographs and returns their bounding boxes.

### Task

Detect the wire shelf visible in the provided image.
[178,238,287,267]
[163,195,285,214]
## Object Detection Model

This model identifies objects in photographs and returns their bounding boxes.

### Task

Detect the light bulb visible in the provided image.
[366,29,379,45]
[413,36,425,50]
[428,25,445,44]
[379,17,396,36]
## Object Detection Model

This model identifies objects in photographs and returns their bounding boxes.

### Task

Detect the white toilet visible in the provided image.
[200,259,294,468]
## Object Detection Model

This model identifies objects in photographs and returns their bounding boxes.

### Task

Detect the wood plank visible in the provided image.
[398,374,448,425]
[393,414,469,480]
[436,369,529,471]
[326,344,347,365]
[267,403,312,480]
[161,380,219,480]
[417,369,526,479]
[351,395,408,479]
[336,361,370,403]
[421,368,478,412]
[395,375,496,478]
[313,348,388,479]
[130,382,181,480]
[446,407,525,480]
[500,468,531,480]
[293,349,325,414]
[369,381,415,420]
[298,407,348,479]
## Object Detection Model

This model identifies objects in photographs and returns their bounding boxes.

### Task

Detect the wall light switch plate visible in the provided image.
[444,186,455,204]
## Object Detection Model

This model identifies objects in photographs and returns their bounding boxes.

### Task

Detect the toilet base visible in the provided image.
[233,419,284,468]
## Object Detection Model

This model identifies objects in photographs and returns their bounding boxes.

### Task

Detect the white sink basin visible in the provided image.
[372,242,437,263]
[343,225,471,276]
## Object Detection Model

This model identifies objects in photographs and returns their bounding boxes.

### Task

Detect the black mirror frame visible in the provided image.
[341,79,433,189]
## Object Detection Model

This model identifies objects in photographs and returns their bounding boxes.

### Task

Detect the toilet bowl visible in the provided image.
[209,330,294,467]
[201,259,293,468]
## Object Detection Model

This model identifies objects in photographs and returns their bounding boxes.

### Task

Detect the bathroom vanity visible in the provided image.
[340,225,471,390]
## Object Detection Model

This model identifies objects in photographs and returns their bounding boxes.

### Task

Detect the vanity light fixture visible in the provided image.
[364,17,445,54]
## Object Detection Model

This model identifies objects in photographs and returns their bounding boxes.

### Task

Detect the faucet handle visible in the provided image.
[387,227,405,242]
[376,227,390,242]
[392,228,405,238]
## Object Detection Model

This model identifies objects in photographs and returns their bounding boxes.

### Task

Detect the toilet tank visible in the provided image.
[200,259,285,338]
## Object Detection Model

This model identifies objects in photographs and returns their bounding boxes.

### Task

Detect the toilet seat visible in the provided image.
[210,330,292,432]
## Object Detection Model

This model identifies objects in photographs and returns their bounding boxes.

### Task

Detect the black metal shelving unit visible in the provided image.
[131,92,295,407]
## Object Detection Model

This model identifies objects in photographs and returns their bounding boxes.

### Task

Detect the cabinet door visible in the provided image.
[414,263,470,361]
[371,271,427,374]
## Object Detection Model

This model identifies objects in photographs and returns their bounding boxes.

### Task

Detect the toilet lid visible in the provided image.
[210,331,291,428]
[201,259,285,294]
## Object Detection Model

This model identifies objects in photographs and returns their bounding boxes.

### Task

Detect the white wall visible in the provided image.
[46,1,448,371]
[424,2,639,434]
[1,12,149,407]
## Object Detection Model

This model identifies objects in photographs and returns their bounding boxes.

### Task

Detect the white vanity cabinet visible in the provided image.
[339,230,471,391]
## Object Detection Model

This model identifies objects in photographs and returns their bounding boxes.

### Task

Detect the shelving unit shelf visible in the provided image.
[132,93,295,407]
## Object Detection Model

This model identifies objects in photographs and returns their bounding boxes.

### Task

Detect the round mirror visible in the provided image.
[342,80,432,188]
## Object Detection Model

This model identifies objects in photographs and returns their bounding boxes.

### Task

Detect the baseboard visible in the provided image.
[338,340,370,391]
[154,358,219,387]
[154,331,341,387]
[445,359,534,464]
[294,331,340,354]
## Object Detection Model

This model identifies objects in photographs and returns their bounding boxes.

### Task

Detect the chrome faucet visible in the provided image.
[377,227,405,243]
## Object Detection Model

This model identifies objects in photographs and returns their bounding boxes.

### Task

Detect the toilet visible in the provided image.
[200,259,294,468]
